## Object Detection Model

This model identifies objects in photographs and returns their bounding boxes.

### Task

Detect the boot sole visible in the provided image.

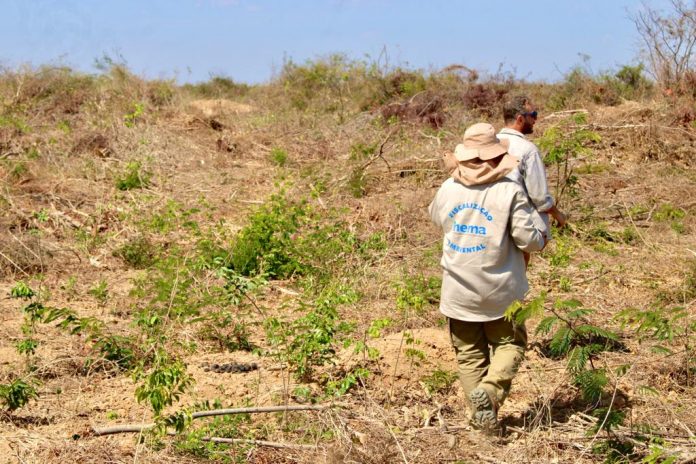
[471,410,499,434]
[469,387,493,413]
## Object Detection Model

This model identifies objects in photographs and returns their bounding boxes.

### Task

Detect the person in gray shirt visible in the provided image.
[498,95,567,227]
[431,123,547,432]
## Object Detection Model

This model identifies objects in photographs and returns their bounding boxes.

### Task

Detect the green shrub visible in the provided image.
[113,236,157,268]
[134,350,193,417]
[10,281,35,300]
[123,102,145,127]
[325,367,369,397]
[537,114,600,203]
[421,368,458,396]
[89,279,109,306]
[507,296,622,404]
[395,274,441,315]
[182,76,250,98]
[229,193,307,278]
[269,147,288,167]
[116,161,151,190]
[265,286,358,381]
[0,379,38,411]
[348,167,367,198]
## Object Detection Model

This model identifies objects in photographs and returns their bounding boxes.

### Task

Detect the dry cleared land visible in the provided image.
[0,62,695,463]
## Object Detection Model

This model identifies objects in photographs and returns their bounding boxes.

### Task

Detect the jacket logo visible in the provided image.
[447,203,494,221]
[446,239,486,254]
[452,223,487,235]
[446,203,494,254]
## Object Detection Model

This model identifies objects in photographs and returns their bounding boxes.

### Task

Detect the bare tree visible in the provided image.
[633,0,696,92]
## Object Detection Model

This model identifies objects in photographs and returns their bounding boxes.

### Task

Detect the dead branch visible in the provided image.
[91,404,333,436]
[541,109,588,121]
[360,130,394,172]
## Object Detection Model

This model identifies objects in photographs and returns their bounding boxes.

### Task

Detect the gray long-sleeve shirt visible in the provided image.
[429,172,547,322]
[497,128,555,213]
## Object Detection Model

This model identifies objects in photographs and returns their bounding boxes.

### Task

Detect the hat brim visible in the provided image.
[453,138,509,161]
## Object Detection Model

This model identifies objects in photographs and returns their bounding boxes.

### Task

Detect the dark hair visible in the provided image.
[502,95,530,123]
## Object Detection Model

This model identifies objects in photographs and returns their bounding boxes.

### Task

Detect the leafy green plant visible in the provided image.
[325,367,369,396]
[617,302,695,386]
[507,296,621,403]
[134,350,194,417]
[113,236,157,268]
[0,378,38,411]
[198,313,253,352]
[229,192,307,278]
[395,274,440,315]
[89,279,109,306]
[0,114,30,133]
[174,399,251,462]
[269,147,288,167]
[545,231,574,268]
[404,331,426,370]
[421,368,458,396]
[124,102,145,127]
[354,317,391,361]
[12,284,45,362]
[349,142,377,161]
[265,286,358,381]
[537,114,601,204]
[348,167,368,198]
[642,441,679,464]
[10,281,35,299]
[116,161,151,190]
[653,203,687,234]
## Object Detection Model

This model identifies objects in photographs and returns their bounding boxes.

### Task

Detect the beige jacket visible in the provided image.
[429,168,547,322]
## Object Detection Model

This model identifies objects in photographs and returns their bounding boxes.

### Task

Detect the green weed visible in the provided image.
[348,167,367,198]
[269,147,288,167]
[115,161,151,190]
[124,102,145,127]
[265,286,358,381]
[113,236,157,268]
[395,274,441,315]
[349,142,377,161]
[174,399,251,462]
[421,368,458,396]
[0,378,38,411]
[134,350,194,417]
[537,116,600,202]
[229,192,307,278]
[325,367,369,396]
[0,114,30,133]
[89,279,109,306]
[10,281,35,299]
[507,296,622,404]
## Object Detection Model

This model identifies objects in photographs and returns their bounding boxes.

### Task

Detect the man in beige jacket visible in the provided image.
[430,123,547,432]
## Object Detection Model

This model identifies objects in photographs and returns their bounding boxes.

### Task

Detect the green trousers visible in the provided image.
[448,317,527,408]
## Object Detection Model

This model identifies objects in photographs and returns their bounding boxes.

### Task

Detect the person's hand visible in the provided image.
[551,208,567,228]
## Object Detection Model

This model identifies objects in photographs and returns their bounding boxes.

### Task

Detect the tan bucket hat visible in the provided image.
[453,123,510,161]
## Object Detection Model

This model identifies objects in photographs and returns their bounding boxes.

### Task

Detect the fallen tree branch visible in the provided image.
[541,109,588,121]
[92,404,332,436]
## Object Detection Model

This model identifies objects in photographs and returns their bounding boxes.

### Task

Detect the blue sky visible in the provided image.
[0,0,669,84]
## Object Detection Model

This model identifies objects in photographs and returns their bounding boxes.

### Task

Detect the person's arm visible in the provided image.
[523,147,568,227]
[509,189,547,253]
[547,204,567,228]
[522,148,554,212]
[428,188,444,227]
